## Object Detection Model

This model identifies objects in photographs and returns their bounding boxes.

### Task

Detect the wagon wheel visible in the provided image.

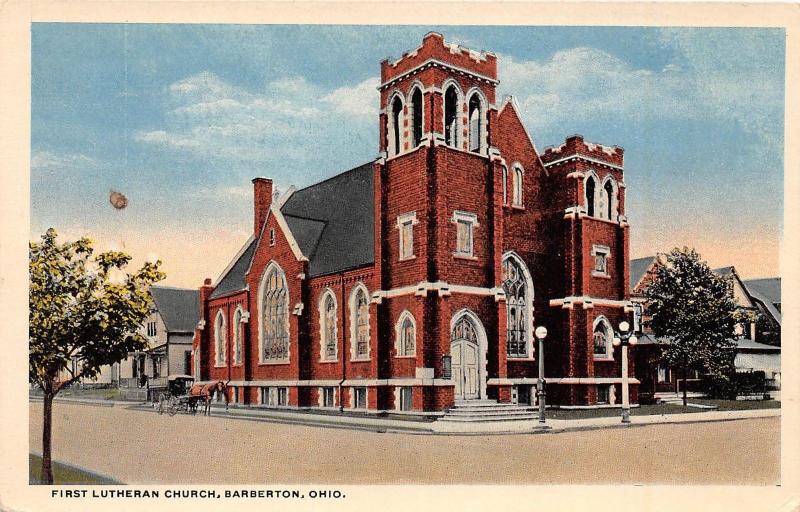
[157,393,167,415]
[168,396,180,416]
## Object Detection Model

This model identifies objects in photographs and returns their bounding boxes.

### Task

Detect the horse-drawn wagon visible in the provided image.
[155,376,228,416]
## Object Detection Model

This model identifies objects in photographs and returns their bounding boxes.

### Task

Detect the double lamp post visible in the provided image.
[532,320,637,425]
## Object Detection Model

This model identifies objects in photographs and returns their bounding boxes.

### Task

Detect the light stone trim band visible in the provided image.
[543,154,624,171]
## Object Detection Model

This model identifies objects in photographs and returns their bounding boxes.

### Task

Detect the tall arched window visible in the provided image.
[350,285,370,360]
[320,291,338,361]
[512,165,524,207]
[233,307,243,365]
[260,263,289,362]
[502,166,508,205]
[585,175,596,217]
[214,310,226,366]
[468,93,482,152]
[396,312,416,357]
[444,84,459,147]
[604,180,614,220]
[593,317,613,359]
[502,254,532,358]
[411,87,423,148]
[391,95,403,156]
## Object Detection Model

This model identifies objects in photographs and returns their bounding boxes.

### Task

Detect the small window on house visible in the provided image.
[269,228,276,246]
[452,211,478,258]
[411,87,423,147]
[147,321,156,337]
[597,385,610,404]
[391,95,403,156]
[399,387,413,411]
[397,212,416,261]
[396,312,416,357]
[592,245,610,276]
[512,166,524,207]
[585,176,596,217]
[353,387,367,409]
[468,93,482,152]
[444,85,459,147]
[322,387,335,408]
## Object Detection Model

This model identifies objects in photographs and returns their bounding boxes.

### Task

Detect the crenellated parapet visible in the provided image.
[541,134,624,169]
[379,32,497,89]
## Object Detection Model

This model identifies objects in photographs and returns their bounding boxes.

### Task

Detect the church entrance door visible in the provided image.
[451,316,481,400]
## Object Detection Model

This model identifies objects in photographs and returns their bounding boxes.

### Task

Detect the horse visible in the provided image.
[189,380,229,416]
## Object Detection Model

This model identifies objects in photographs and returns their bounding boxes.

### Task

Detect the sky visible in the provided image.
[30,24,785,287]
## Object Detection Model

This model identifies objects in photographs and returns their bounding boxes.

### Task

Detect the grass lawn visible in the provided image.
[546,399,780,420]
[31,387,122,401]
[29,453,120,485]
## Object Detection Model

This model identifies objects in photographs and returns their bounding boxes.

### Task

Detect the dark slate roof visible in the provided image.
[209,238,257,299]
[743,278,782,325]
[713,266,735,277]
[150,286,200,333]
[281,161,375,277]
[736,338,781,352]
[629,256,657,292]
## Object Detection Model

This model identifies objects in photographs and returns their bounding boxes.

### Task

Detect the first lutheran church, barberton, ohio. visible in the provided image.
[190,32,636,416]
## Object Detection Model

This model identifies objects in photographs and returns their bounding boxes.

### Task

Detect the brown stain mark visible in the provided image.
[109,191,128,210]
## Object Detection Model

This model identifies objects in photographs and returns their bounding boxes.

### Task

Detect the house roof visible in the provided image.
[280,161,375,277]
[150,286,200,333]
[743,277,781,325]
[736,338,781,351]
[629,256,657,292]
[209,238,258,300]
[712,266,735,277]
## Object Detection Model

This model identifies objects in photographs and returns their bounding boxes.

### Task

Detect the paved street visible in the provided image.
[30,401,779,485]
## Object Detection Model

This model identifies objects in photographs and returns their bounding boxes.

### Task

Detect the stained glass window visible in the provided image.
[503,257,529,358]
[261,265,289,361]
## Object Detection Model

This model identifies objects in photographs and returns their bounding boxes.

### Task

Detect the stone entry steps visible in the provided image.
[440,399,539,423]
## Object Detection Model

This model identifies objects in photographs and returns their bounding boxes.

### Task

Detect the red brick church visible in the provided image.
[191,32,637,413]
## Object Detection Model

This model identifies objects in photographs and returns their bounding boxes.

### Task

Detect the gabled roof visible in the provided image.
[209,238,257,300]
[713,266,735,277]
[280,161,375,277]
[630,256,657,292]
[150,286,200,333]
[743,278,781,325]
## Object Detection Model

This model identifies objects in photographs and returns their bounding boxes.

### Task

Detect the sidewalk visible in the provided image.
[33,396,780,436]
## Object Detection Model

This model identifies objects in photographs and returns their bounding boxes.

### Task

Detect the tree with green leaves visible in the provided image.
[643,247,738,406]
[29,228,165,484]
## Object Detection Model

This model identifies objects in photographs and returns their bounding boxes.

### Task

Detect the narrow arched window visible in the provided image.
[396,313,416,357]
[351,286,370,360]
[502,166,508,205]
[468,93,481,152]
[604,180,615,220]
[513,166,524,207]
[585,176,596,217]
[411,87,423,147]
[214,310,226,366]
[503,256,530,358]
[320,291,338,361]
[233,307,243,365]
[261,264,289,361]
[391,96,403,156]
[593,319,612,358]
[444,85,459,147]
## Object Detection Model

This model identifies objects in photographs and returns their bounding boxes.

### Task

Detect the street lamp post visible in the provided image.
[534,326,548,424]
[612,321,638,423]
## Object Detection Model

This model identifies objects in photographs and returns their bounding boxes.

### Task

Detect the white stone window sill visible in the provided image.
[258,360,291,366]
[318,359,339,364]
[507,357,536,361]
[453,253,478,261]
[399,255,416,262]
[511,204,525,210]
[593,356,615,362]
[583,215,622,226]
[350,357,371,363]
[395,354,416,359]
[214,362,227,368]
[592,272,611,279]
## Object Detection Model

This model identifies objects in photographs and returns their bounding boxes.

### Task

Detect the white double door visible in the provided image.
[451,339,480,400]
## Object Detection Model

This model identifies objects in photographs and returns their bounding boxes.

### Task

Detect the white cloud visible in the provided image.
[497,32,782,148]
[135,72,377,169]
[31,150,100,173]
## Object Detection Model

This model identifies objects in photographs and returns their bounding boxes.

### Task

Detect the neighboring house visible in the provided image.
[630,256,781,395]
[742,277,781,346]
[118,286,199,399]
[193,32,637,414]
